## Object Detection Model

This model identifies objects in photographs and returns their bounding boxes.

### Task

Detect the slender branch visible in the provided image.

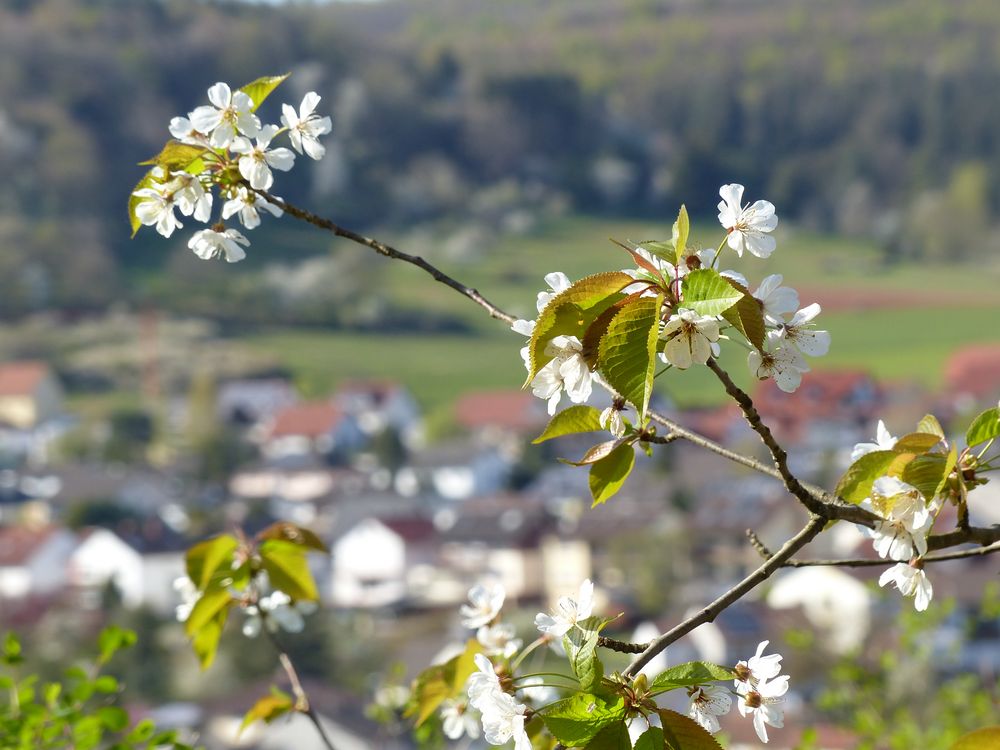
[254,188,516,326]
[623,515,826,678]
[596,636,649,654]
[747,530,1000,567]
[264,629,337,750]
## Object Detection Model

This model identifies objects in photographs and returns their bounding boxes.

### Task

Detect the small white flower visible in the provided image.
[717,183,779,259]
[737,674,788,743]
[467,654,504,711]
[167,172,213,223]
[189,82,261,149]
[168,116,205,145]
[753,274,799,325]
[687,684,732,734]
[241,591,317,637]
[600,406,626,438]
[747,330,810,393]
[860,476,934,561]
[188,227,250,263]
[133,185,183,238]
[879,562,933,612]
[479,691,531,750]
[535,579,594,638]
[780,303,830,358]
[440,698,480,740]
[851,420,898,462]
[512,318,535,372]
[242,604,264,638]
[231,125,296,191]
[660,308,720,369]
[735,640,784,689]
[460,582,506,629]
[173,576,200,623]
[530,336,593,415]
[281,92,333,160]
[222,185,283,229]
[373,684,410,711]
[477,623,522,659]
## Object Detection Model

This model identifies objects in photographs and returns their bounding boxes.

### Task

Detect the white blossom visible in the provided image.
[133,185,183,238]
[717,183,779,259]
[467,654,504,711]
[860,476,934,561]
[512,318,535,372]
[188,227,250,263]
[477,623,522,659]
[231,124,296,191]
[535,579,594,638]
[780,303,830,358]
[851,420,898,462]
[281,92,333,160]
[536,271,573,312]
[735,640,784,689]
[241,591,317,638]
[479,691,531,750]
[600,406,626,438]
[189,81,261,149]
[747,330,810,393]
[173,576,200,622]
[440,698,480,740]
[460,582,506,629]
[222,185,283,229]
[879,562,933,612]
[167,172,213,223]
[687,684,732,734]
[530,336,593,415]
[753,274,799,325]
[660,309,720,369]
[168,116,205,145]
[737,674,788,743]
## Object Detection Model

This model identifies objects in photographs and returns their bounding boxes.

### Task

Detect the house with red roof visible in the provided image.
[257,400,366,461]
[453,390,549,437]
[0,361,63,429]
[0,524,77,600]
[333,380,423,447]
[944,344,1000,402]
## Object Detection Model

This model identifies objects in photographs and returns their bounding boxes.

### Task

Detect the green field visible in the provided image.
[240,215,1000,414]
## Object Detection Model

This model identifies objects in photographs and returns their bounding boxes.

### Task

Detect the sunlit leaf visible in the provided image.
[649,662,736,694]
[241,689,294,733]
[240,73,291,112]
[540,693,627,746]
[534,405,605,444]
[186,534,239,591]
[720,278,766,351]
[257,522,328,552]
[259,539,319,601]
[672,205,690,265]
[966,407,1000,447]
[681,269,744,318]
[658,709,724,750]
[597,293,663,419]
[589,443,636,506]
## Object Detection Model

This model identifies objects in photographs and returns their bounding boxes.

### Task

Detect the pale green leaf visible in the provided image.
[534,405,605,444]
[190,604,230,670]
[649,661,736,694]
[893,432,944,454]
[672,205,690,265]
[259,539,319,601]
[540,693,627,746]
[936,445,958,498]
[240,689,294,733]
[240,73,291,112]
[184,586,233,636]
[902,453,952,501]
[528,272,635,381]
[681,268,744,318]
[256,522,328,552]
[597,294,663,419]
[949,727,1000,750]
[916,414,946,438]
[186,534,239,591]
[589,443,636,506]
[406,639,482,726]
[658,709,724,750]
[138,140,210,170]
[966,407,1000,447]
[563,615,614,692]
[835,450,914,504]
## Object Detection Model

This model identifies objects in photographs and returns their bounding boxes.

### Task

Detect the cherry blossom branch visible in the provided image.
[622,515,827,678]
[254,189,516,326]
[747,530,1000,567]
[596,636,648,654]
[264,629,337,750]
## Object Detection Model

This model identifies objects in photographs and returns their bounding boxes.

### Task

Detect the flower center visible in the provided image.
[744,690,763,709]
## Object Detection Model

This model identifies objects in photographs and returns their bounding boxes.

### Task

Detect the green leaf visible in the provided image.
[835,450,913,504]
[966,407,1000,447]
[240,73,290,112]
[611,239,668,286]
[587,721,632,749]
[191,605,230,670]
[406,639,482,726]
[936,445,959,497]
[680,268,744,318]
[658,709,724,750]
[589,443,636,506]
[256,522,328,553]
[259,539,319,601]
[634,727,665,750]
[649,662,736,694]
[541,693,627,746]
[563,438,633,467]
[950,727,1000,750]
[184,586,234,636]
[97,626,136,664]
[582,293,642,368]
[138,141,210,170]
[563,616,614,692]
[893,432,944,453]
[719,278,766,351]
[241,689,294,733]
[916,414,946,438]
[126,719,156,743]
[597,294,663,419]
[2,632,22,665]
[186,534,239,591]
[902,453,952,501]
[92,675,119,694]
[97,706,129,732]
[534,405,605,444]
[672,205,690,265]
[528,272,635,381]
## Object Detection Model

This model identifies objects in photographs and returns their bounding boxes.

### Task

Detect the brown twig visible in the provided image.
[265,629,337,750]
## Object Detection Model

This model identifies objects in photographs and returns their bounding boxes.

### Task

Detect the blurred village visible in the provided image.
[1,328,999,750]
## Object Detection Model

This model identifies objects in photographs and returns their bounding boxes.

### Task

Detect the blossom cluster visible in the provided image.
[132,80,331,263]
[852,422,935,611]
